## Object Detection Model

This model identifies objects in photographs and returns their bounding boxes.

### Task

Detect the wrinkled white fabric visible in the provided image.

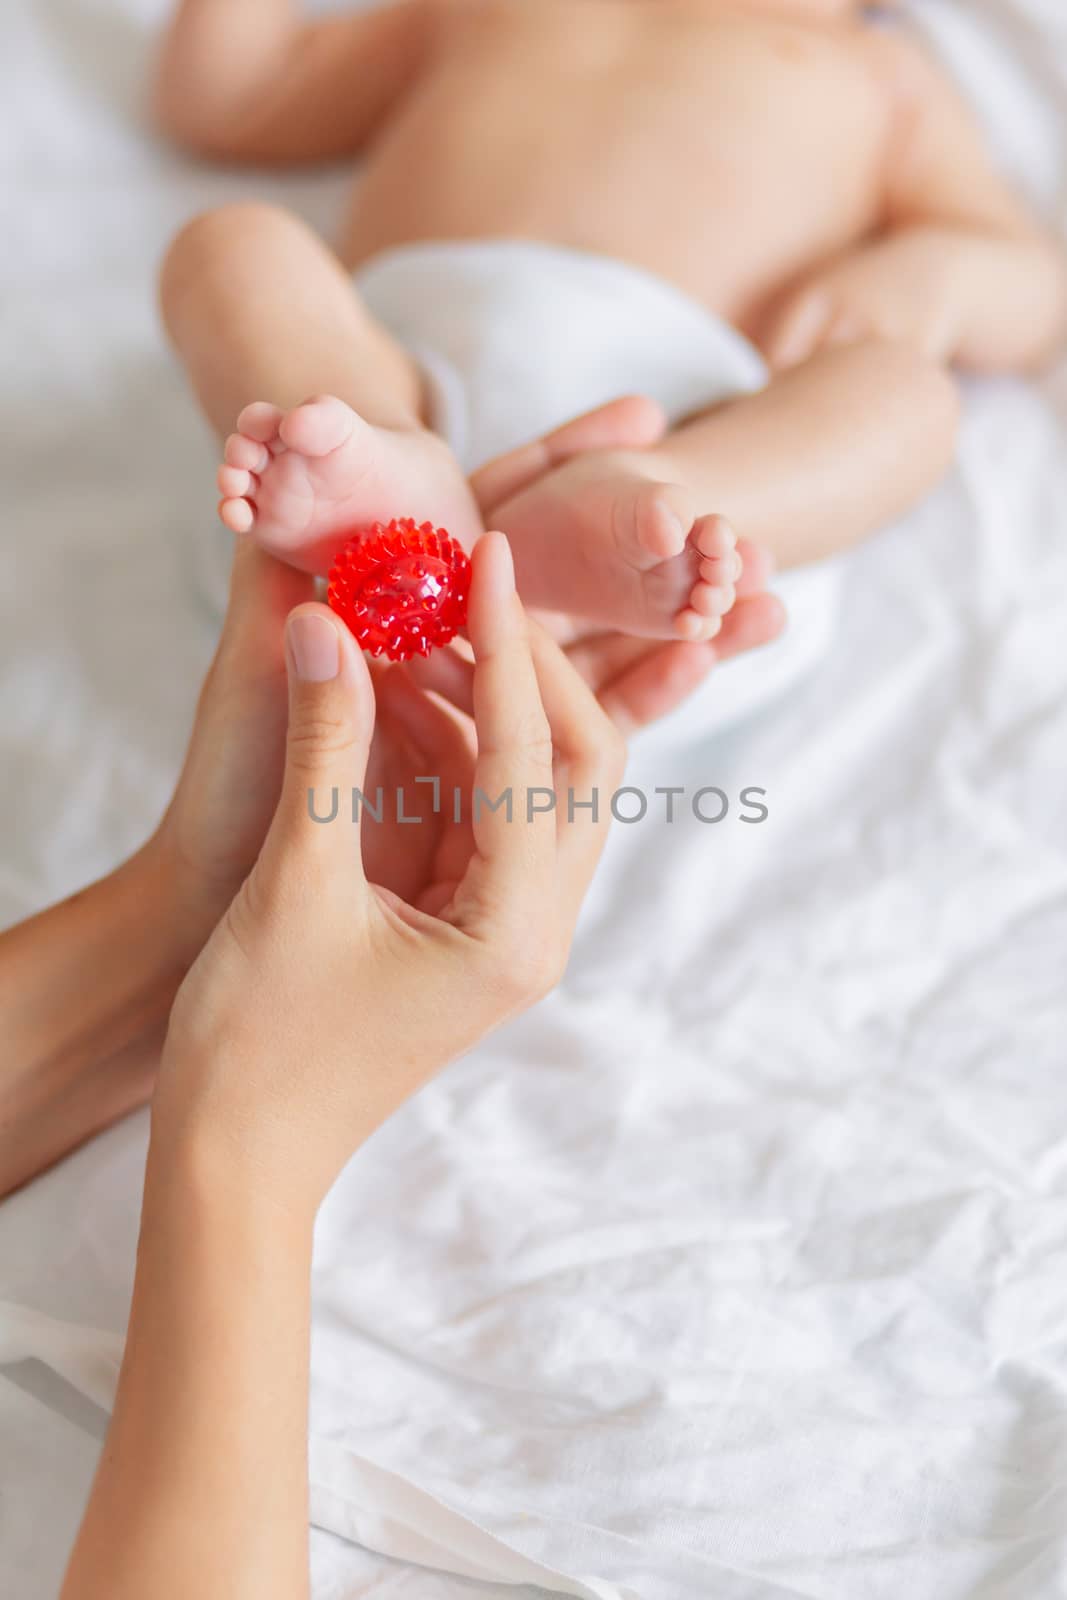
[356,239,771,470]
[3,1,1067,1596]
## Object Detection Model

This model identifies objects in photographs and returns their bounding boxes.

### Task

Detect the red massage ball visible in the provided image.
[327,518,471,663]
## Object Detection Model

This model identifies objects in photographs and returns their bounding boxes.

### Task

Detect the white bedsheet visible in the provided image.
[3,2,1067,1596]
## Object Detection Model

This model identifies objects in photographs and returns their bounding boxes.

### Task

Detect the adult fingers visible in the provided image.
[462,533,558,909]
[710,590,787,664]
[418,630,700,739]
[412,531,774,714]
[375,663,473,768]
[415,538,784,751]
[524,623,625,908]
[470,395,667,515]
[259,603,376,887]
[405,640,476,717]
[525,618,624,771]
[734,537,775,598]
[583,638,721,738]
[564,587,785,736]
[367,667,475,901]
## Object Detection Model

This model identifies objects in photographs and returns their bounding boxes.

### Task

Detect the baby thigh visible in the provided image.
[160,203,425,436]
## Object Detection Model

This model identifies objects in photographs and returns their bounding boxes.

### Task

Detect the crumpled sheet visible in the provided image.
[3,1,1067,1596]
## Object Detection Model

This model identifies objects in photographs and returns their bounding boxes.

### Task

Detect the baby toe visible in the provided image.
[692,514,737,563]
[224,433,270,473]
[674,605,723,643]
[632,483,692,560]
[217,464,256,500]
[279,395,357,457]
[689,579,735,619]
[219,497,255,535]
[236,402,285,444]
[698,555,731,585]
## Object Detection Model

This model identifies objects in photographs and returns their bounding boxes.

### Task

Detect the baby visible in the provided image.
[156,0,1067,641]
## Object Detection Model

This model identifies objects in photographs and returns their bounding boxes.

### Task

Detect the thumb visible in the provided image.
[470,395,668,516]
[262,603,376,877]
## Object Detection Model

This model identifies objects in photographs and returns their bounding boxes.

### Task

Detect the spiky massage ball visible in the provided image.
[327,519,471,662]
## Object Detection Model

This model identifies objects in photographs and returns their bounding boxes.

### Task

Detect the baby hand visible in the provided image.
[765,230,966,371]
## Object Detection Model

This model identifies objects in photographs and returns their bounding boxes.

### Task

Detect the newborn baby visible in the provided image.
[157,0,1067,640]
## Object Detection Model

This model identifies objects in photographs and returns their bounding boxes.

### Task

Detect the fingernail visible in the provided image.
[495,531,516,590]
[288,613,340,681]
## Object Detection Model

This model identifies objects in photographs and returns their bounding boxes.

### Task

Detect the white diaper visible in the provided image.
[356,240,840,748]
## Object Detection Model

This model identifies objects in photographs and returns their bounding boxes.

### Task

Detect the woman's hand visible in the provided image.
[154,396,781,956]
[148,543,313,964]
[152,533,625,1218]
[58,414,780,1600]
[61,530,625,1600]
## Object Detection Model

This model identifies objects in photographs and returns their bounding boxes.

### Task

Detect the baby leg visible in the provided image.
[488,341,960,636]
[160,203,480,573]
[662,341,962,570]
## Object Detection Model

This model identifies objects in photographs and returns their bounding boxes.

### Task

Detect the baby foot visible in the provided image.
[217,395,481,575]
[487,448,744,640]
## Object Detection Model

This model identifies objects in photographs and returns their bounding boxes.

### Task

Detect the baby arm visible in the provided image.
[155,0,435,164]
[767,34,1067,374]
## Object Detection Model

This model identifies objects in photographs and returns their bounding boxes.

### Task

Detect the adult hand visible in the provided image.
[150,542,312,964]
[152,534,625,1218]
[154,397,783,951]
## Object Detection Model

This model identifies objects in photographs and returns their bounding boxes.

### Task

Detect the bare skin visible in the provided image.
[0,428,780,1201]
[155,0,1067,631]
[55,536,631,1600]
